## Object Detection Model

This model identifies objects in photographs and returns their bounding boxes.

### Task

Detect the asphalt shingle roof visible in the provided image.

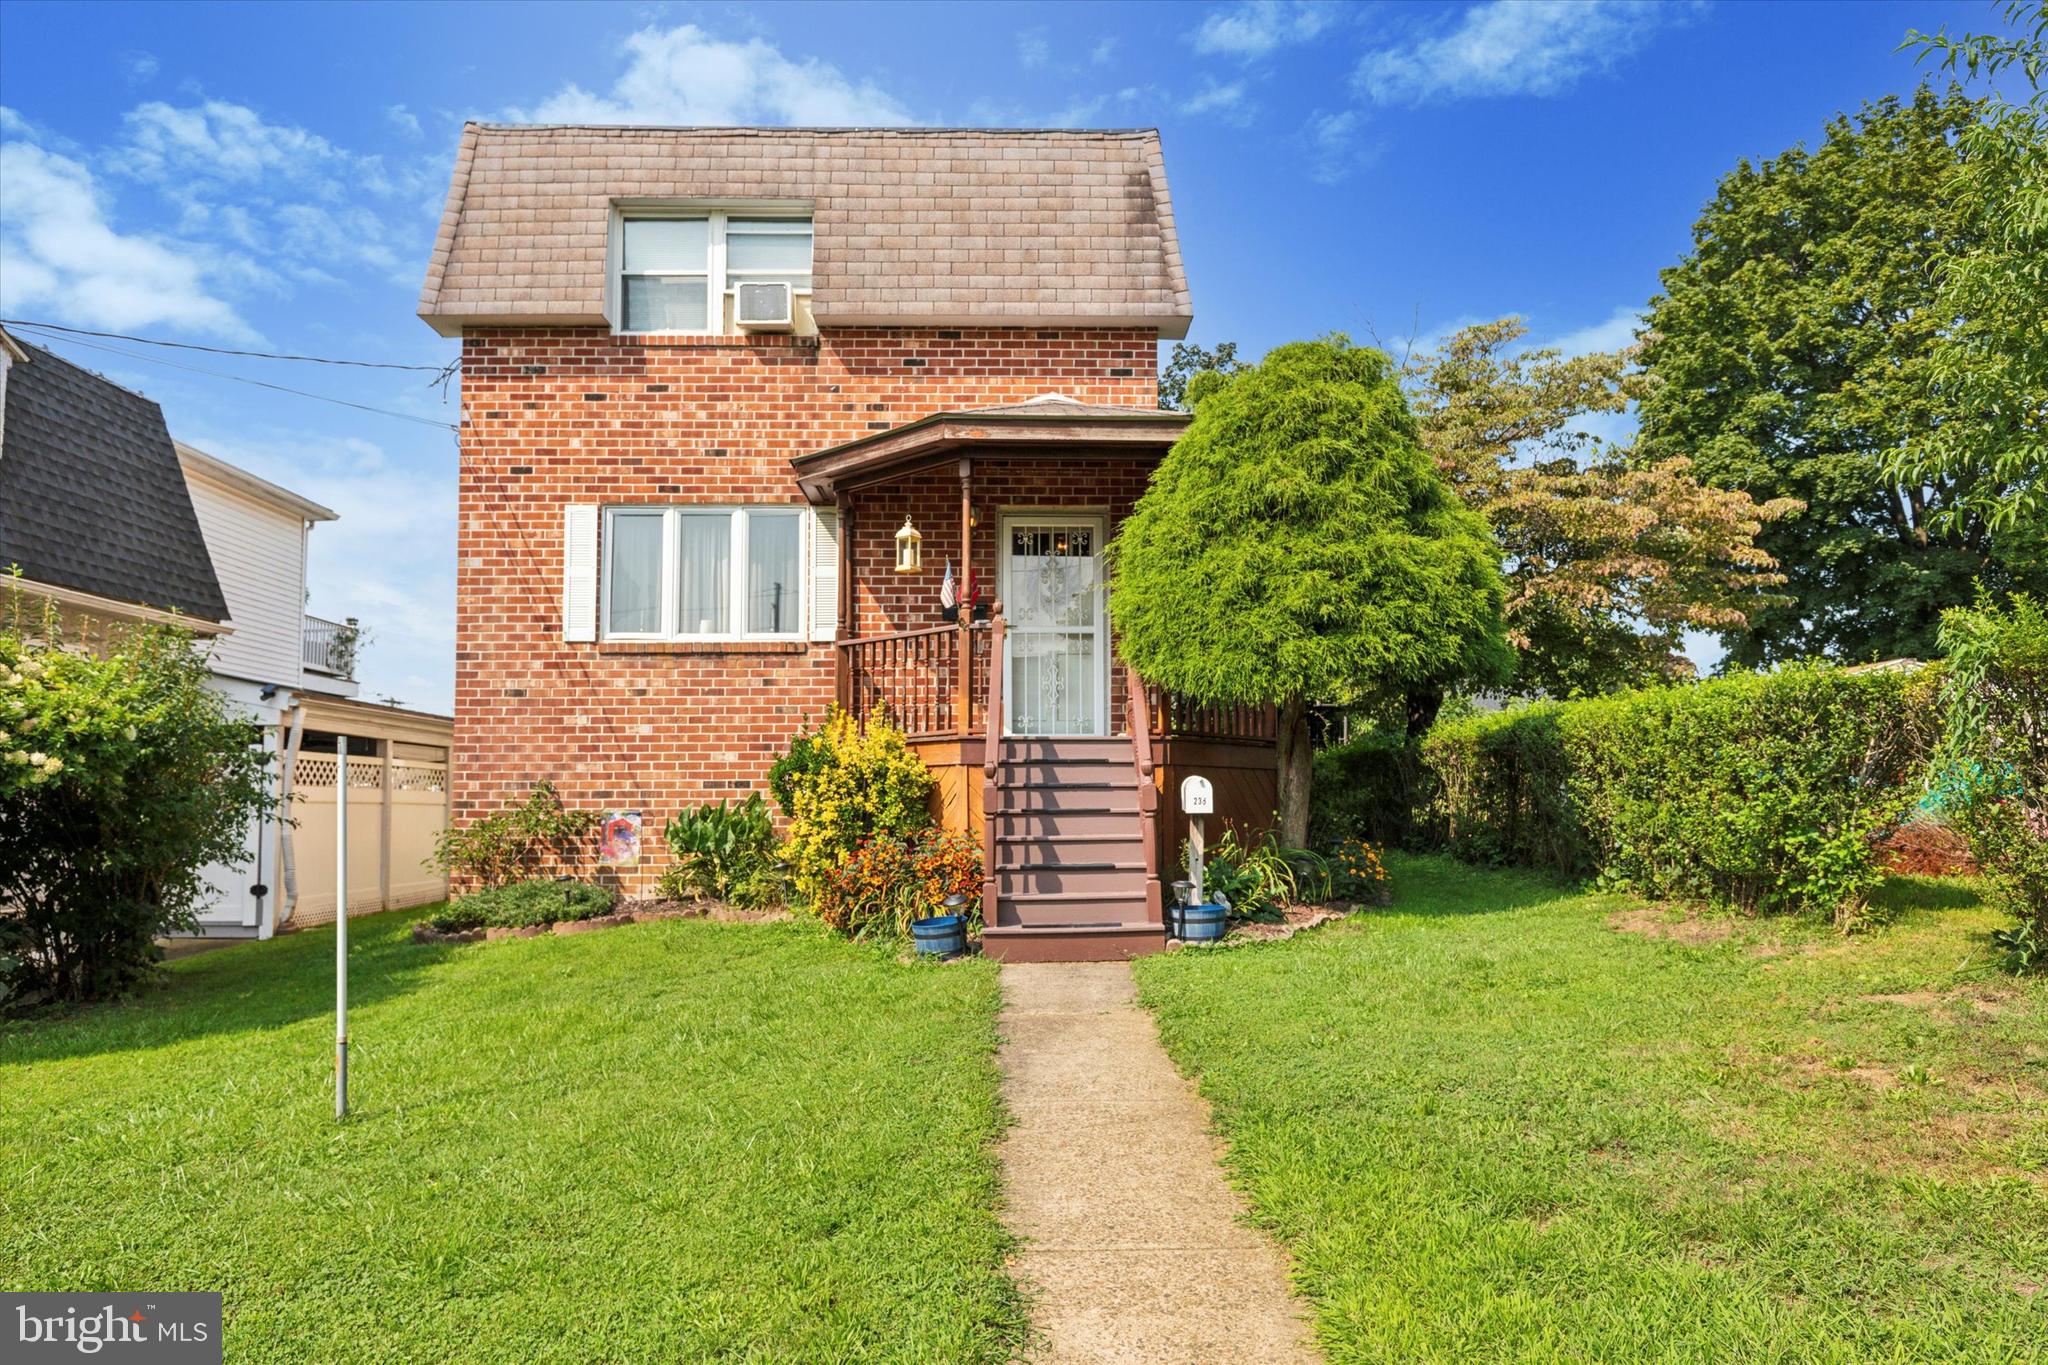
[0,342,229,622]
[418,125,1193,337]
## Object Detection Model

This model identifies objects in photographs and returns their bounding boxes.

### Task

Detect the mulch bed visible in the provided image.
[411,898,790,946]
[1171,897,1383,948]
[1874,820,1979,877]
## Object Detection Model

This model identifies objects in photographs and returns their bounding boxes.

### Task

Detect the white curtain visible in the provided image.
[677,513,730,634]
[747,512,801,634]
[607,511,665,634]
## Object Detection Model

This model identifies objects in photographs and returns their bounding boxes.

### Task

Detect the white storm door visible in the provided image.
[1000,514,1108,736]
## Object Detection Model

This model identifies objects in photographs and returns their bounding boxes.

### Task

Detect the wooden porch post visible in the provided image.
[835,492,854,710]
[955,457,973,738]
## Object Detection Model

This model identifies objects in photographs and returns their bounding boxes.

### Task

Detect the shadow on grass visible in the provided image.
[1870,874,1985,914]
[0,907,457,1066]
[1381,852,1595,920]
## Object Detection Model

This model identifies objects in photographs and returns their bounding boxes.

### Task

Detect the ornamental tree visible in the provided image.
[1406,319,1802,696]
[1110,337,1510,847]
[0,606,274,1009]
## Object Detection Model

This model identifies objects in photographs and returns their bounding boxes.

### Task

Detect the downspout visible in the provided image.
[276,702,306,927]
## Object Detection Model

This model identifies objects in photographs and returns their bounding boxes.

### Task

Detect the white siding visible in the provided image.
[185,472,307,688]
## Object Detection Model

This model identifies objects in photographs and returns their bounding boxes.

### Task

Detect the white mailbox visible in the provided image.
[1180,774,1215,815]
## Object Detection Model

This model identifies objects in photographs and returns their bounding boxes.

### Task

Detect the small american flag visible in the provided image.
[939,560,957,609]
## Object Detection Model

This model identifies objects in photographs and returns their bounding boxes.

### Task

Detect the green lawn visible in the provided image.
[1136,855,2048,1362]
[1,910,1025,1363]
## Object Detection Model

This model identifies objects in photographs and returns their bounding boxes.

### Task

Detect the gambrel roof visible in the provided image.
[418,125,1193,337]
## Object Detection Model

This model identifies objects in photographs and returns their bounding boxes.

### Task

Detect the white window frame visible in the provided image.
[600,505,810,642]
[610,205,814,338]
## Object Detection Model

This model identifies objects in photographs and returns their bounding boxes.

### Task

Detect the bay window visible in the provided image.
[603,506,807,640]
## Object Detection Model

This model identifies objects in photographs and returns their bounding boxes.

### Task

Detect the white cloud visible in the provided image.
[386,103,423,138]
[1301,109,1376,184]
[117,99,374,190]
[1542,306,1642,358]
[1092,37,1119,66]
[1018,29,1050,69]
[1356,0,1692,105]
[1179,80,1250,123]
[0,138,252,339]
[120,50,159,84]
[511,24,917,126]
[105,99,432,290]
[1193,1,1334,59]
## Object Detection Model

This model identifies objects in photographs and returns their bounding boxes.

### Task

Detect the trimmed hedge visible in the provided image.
[1420,663,1942,920]
[430,879,616,933]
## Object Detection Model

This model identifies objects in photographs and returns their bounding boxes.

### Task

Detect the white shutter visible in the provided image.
[809,508,840,642]
[563,504,598,642]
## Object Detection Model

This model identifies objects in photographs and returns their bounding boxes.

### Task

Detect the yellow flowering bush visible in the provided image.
[1329,838,1392,904]
[782,708,935,915]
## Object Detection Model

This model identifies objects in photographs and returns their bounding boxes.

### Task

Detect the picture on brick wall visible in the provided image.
[600,812,642,867]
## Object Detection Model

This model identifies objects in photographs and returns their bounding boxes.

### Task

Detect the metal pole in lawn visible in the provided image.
[335,734,349,1120]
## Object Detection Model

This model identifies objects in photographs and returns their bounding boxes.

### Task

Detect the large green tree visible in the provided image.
[1407,319,1800,696]
[1637,87,2047,667]
[1891,2,2048,541]
[1111,338,1510,846]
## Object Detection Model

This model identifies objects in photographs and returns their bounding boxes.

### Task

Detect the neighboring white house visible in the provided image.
[0,332,452,940]
[175,442,456,935]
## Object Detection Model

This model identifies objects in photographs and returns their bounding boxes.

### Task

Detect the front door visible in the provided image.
[1000,513,1108,736]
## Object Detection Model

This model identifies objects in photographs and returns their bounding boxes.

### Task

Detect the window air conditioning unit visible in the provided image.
[734,281,794,330]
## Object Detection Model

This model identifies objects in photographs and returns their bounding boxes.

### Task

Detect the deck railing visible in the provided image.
[836,621,993,739]
[1143,686,1279,743]
[302,615,360,680]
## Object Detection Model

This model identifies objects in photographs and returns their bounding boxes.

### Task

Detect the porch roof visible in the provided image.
[791,394,1189,503]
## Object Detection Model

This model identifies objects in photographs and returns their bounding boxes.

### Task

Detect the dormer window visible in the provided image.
[615,210,813,336]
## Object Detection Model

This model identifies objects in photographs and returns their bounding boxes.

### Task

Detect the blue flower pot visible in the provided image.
[912,914,968,957]
[1180,903,1227,943]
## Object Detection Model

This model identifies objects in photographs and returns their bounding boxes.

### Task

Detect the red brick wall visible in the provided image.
[454,325,1159,882]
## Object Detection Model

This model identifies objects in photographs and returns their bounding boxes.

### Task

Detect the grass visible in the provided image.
[1136,854,2048,1363]
[1,909,1026,1363]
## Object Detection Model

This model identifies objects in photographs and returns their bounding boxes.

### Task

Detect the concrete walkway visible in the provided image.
[997,961,1319,1363]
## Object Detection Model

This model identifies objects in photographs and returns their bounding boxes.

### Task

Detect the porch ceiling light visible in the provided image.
[894,516,923,573]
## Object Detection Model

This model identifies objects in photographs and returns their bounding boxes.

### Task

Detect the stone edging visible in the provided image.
[411,903,788,946]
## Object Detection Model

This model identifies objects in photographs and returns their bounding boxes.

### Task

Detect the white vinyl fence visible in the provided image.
[288,751,449,925]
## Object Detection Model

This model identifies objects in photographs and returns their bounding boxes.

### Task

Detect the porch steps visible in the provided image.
[982,737,1164,963]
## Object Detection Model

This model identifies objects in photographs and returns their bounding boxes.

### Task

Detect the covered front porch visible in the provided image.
[791,397,1280,960]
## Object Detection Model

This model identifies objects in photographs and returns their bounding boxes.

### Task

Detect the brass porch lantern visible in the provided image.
[893,516,923,573]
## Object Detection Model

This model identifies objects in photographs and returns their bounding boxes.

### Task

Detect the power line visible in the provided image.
[2,317,459,381]
[18,331,460,434]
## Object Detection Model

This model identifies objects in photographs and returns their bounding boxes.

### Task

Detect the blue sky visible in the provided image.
[0,0,2012,710]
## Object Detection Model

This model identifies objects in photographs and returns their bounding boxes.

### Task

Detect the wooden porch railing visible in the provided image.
[981,604,1006,918]
[1126,663,1164,924]
[836,622,991,738]
[1143,685,1280,743]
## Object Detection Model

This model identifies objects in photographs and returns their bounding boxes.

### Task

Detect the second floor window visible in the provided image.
[618,212,813,334]
[603,506,805,640]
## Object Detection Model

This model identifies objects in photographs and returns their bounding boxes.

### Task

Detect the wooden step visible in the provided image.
[991,811,1144,843]
[997,862,1148,897]
[997,889,1149,928]
[1000,737,1132,763]
[981,922,1166,962]
[996,832,1147,864]
[1000,759,1137,788]
[1005,783,1138,814]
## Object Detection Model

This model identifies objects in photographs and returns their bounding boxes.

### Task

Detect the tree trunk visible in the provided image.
[1276,694,1312,849]
[1405,688,1444,739]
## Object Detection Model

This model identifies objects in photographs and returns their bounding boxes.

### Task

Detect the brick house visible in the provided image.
[419,124,1276,960]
